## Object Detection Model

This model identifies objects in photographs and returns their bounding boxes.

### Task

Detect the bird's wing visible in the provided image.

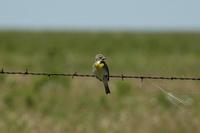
[102,61,109,81]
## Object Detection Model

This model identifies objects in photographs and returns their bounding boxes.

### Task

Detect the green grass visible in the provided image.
[0,31,200,132]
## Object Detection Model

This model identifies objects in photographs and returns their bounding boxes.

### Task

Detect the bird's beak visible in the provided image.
[102,57,106,60]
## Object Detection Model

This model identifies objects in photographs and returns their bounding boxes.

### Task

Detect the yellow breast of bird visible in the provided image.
[94,61,104,70]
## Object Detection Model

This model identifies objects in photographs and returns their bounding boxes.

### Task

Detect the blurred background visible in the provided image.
[0,0,200,132]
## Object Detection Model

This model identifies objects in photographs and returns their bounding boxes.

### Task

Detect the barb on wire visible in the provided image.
[0,68,200,81]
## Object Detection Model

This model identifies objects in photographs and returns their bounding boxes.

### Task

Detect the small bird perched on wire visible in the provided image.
[93,54,110,94]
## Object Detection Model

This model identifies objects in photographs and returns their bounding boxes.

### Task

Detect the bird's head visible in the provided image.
[95,54,106,62]
[94,54,106,69]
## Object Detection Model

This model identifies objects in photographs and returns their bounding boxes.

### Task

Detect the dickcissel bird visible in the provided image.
[93,54,110,94]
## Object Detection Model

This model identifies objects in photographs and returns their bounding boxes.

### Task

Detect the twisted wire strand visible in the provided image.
[0,68,200,81]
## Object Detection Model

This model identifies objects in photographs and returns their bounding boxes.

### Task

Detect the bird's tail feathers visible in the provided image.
[103,80,110,94]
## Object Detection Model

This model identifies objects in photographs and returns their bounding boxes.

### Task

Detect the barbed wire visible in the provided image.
[0,68,200,81]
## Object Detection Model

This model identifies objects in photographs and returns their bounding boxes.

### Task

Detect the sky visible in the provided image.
[0,0,200,30]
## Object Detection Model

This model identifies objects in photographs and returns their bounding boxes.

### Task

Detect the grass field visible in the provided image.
[0,31,200,133]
